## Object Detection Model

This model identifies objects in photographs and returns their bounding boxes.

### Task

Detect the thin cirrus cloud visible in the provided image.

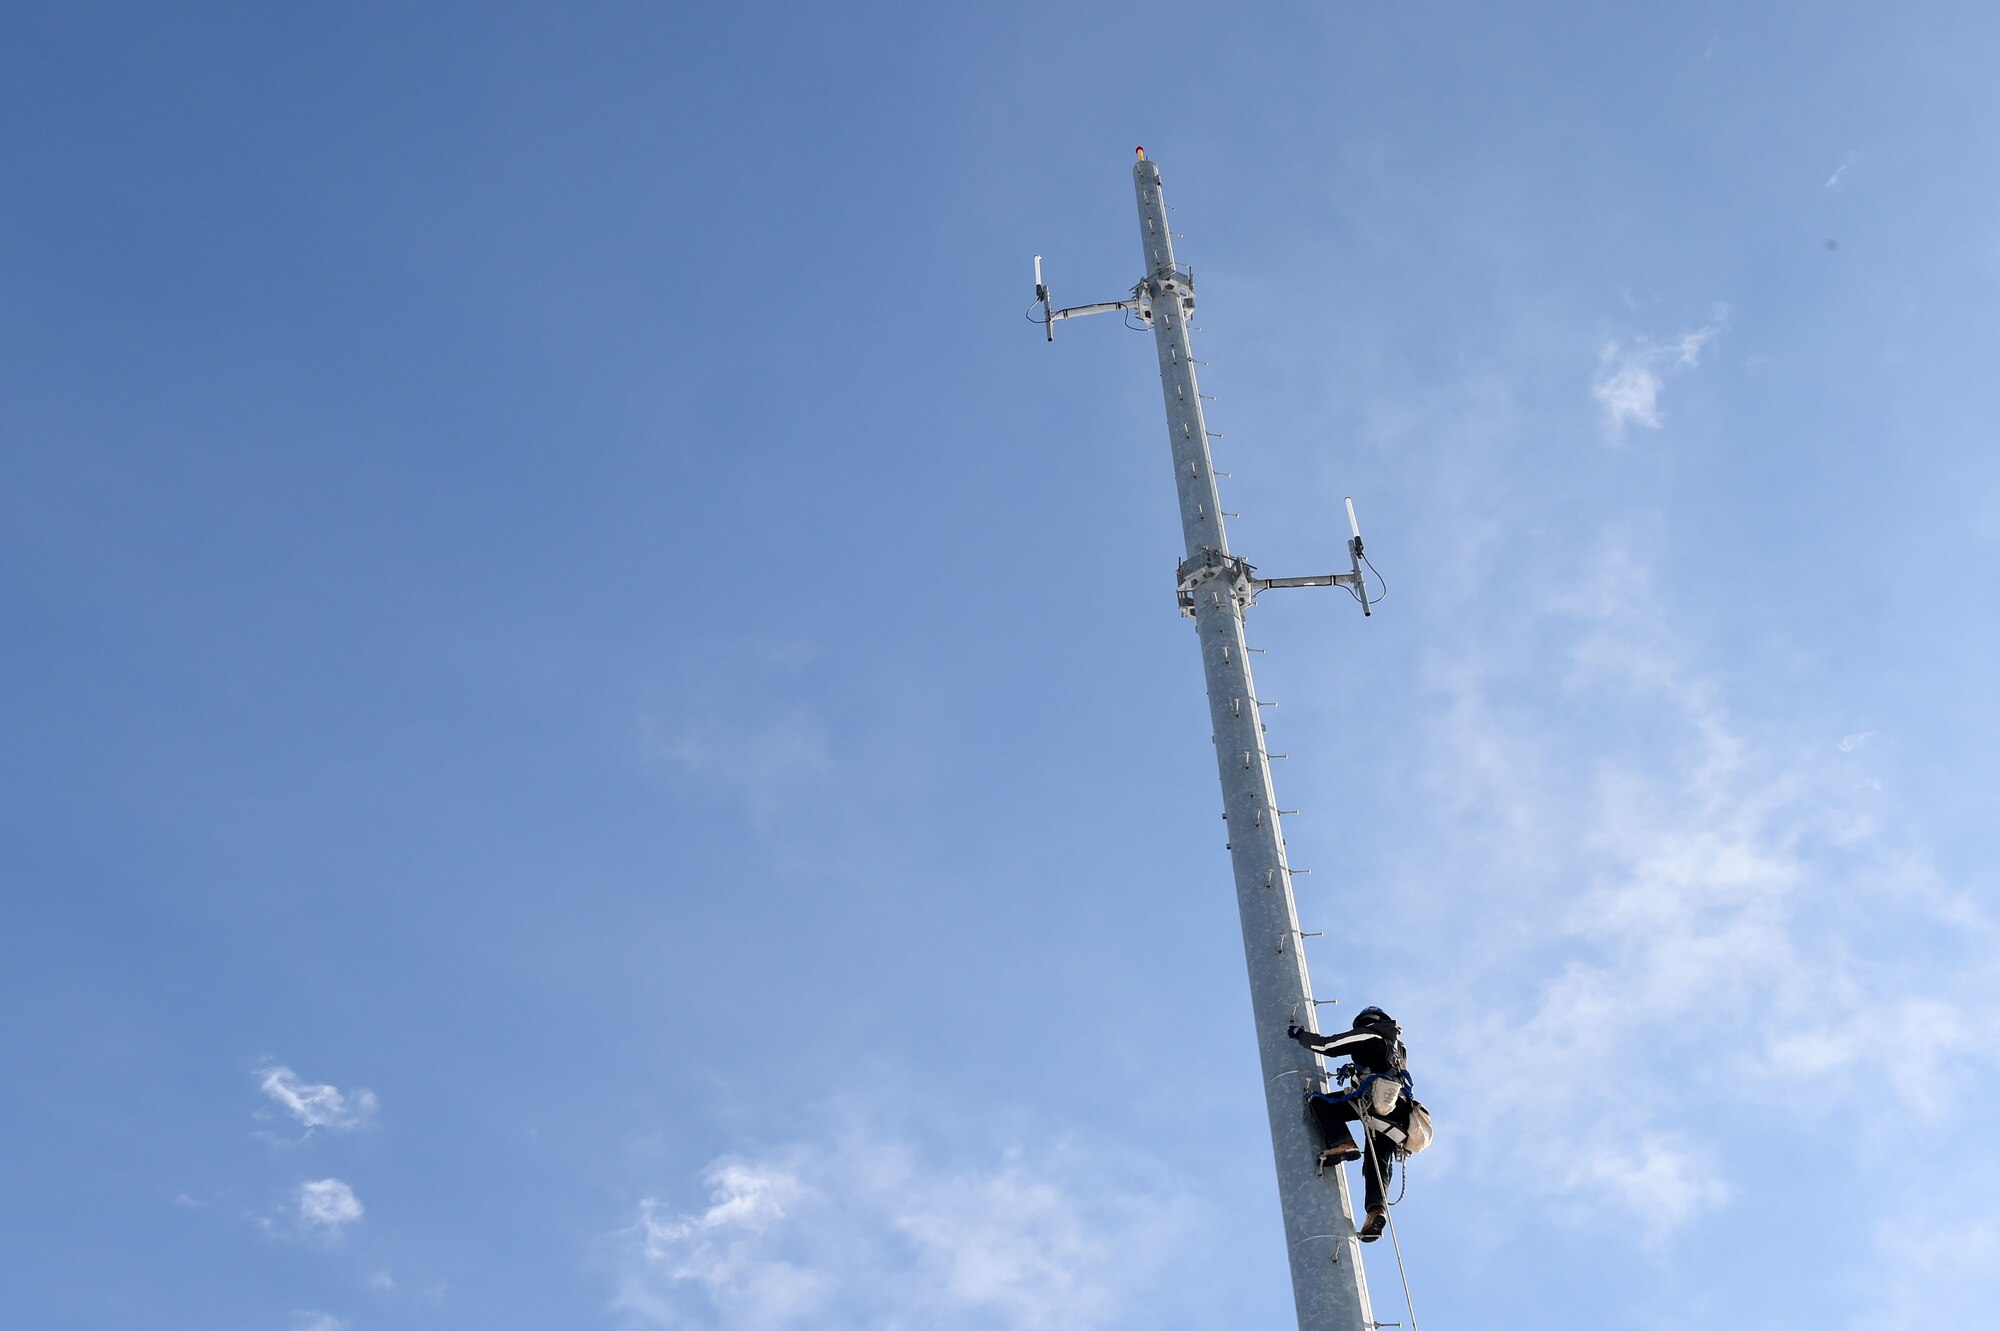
[297,1179,364,1234]
[289,1314,347,1331]
[256,1065,379,1132]
[1313,306,2000,1262]
[1860,1214,2000,1329]
[1590,314,1726,433]
[634,640,838,823]
[608,1120,1197,1331]
[637,705,834,826]
[1404,539,1996,1239]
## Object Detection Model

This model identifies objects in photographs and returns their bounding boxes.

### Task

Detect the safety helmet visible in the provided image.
[1352,1006,1397,1032]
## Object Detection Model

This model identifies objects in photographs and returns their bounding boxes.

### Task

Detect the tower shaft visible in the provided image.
[1130,156,1376,1331]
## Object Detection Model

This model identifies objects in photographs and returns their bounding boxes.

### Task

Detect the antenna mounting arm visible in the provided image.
[1051,298,1144,321]
[1250,496,1377,616]
[1032,256,1154,342]
[1248,573,1363,592]
[1248,571,1371,619]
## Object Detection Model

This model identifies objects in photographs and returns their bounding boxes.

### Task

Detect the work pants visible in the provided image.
[1306,1092,1400,1213]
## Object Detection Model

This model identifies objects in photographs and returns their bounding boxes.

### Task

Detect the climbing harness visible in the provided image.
[1314,1064,1429,1157]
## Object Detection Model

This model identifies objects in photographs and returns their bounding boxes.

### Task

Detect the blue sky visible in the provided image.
[4,4,1998,1329]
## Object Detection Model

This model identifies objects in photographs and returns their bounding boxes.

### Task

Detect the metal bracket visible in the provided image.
[1175,548,1255,618]
[1143,267,1197,316]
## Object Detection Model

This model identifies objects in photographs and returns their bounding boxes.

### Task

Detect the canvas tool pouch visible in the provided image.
[1401,1099,1434,1156]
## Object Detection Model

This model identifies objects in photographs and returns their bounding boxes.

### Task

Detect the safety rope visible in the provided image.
[1360,1112,1422,1331]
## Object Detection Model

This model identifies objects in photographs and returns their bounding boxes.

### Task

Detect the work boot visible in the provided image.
[1318,1142,1361,1166]
[1359,1206,1387,1242]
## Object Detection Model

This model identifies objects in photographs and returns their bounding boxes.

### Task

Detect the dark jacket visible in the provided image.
[1289,1024,1404,1076]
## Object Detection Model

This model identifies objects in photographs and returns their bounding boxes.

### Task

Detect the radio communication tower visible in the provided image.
[1034,149,1381,1331]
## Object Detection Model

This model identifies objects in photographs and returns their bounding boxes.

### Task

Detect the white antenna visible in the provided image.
[1344,497,1371,617]
[1032,255,1053,341]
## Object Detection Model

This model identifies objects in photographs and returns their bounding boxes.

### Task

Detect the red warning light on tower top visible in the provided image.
[1135,146,1146,159]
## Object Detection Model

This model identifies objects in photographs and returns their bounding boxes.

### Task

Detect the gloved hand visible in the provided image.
[1286,1023,1304,1039]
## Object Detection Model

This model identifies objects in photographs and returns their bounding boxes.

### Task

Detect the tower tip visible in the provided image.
[1135,145,1145,159]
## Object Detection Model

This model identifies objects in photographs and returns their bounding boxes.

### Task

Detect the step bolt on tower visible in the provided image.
[1034,148,1379,1331]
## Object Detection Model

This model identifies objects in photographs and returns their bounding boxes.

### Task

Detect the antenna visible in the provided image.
[1345,497,1372,617]
[1034,154,1384,1331]
[1033,255,1053,342]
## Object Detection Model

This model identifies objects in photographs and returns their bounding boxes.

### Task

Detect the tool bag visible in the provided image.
[1364,1074,1404,1116]
[1400,1098,1433,1156]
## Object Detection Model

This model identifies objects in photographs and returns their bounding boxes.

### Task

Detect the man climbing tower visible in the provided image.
[1286,1006,1430,1243]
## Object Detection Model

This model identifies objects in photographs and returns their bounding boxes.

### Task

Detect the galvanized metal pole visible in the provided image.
[1130,153,1377,1331]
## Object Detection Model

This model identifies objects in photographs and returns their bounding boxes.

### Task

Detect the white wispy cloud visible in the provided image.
[1591,314,1725,432]
[1267,201,1994,1317]
[289,1313,346,1331]
[1836,730,1874,752]
[1405,540,1997,1236]
[1824,152,1857,189]
[634,638,839,822]
[297,1179,364,1234]
[640,708,832,798]
[608,1120,1195,1330]
[1856,1211,2000,1328]
[257,1066,378,1132]
[1563,1135,1730,1235]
